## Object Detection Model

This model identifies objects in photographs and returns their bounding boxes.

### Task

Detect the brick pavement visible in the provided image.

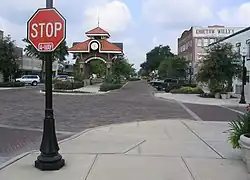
[0,81,193,165]
[0,81,193,132]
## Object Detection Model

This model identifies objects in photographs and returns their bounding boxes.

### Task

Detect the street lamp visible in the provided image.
[239,47,247,104]
[188,62,192,85]
[34,0,65,170]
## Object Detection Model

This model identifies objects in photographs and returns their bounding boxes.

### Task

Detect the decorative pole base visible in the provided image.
[35,153,65,171]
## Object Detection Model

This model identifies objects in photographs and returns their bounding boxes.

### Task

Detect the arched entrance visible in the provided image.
[84,57,108,79]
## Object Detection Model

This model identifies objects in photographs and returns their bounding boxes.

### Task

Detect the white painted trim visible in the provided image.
[69,50,122,54]
[86,33,110,37]
[85,56,107,64]
[68,39,123,54]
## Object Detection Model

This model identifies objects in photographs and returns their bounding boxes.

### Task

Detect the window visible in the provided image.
[203,38,209,46]
[197,39,202,46]
[209,38,215,44]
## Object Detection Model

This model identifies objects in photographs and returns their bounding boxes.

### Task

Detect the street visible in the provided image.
[0,81,242,164]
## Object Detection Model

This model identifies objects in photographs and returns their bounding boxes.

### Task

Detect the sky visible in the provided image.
[1,0,250,70]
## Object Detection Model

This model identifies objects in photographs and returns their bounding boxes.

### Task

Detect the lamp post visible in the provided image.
[34,0,65,170]
[188,62,192,85]
[239,47,247,104]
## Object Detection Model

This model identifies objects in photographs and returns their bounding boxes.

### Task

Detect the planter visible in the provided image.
[221,93,227,99]
[215,93,221,99]
[239,134,250,172]
[227,92,231,99]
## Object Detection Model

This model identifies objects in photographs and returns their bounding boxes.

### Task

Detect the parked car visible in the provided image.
[15,75,40,86]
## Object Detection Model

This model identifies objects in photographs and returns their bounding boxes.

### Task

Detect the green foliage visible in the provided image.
[197,42,241,93]
[129,77,141,81]
[158,56,187,79]
[0,82,25,87]
[99,83,123,92]
[141,45,174,73]
[23,38,69,80]
[228,113,250,149]
[54,80,84,90]
[170,86,203,94]
[0,35,19,81]
[89,60,106,77]
[22,38,69,61]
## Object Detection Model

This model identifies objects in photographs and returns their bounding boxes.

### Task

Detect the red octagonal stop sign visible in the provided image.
[27,8,66,52]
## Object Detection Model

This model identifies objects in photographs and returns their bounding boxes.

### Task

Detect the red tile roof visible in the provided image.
[85,27,110,36]
[68,39,122,52]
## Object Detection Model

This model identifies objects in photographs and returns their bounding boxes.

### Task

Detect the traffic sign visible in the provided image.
[27,8,66,52]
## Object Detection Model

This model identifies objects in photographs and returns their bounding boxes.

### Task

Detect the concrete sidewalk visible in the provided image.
[0,119,249,180]
[155,92,249,107]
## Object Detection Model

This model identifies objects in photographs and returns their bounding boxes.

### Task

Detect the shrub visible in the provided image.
[228,113,250,149]
[0,82,25,87]
[99,83,123,92]
[129,77,141,81]
[54,80,84,90]
[170,86,203,94]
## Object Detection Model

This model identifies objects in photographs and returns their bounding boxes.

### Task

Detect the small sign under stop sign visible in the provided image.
[27,8,66,52]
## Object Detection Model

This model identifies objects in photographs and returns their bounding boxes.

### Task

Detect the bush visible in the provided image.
[99,83,123,92]
[0,82,25,87]
[129,77,141,81]
[54,80,84,90]
[170,86,203,94]
[228,113,250,149]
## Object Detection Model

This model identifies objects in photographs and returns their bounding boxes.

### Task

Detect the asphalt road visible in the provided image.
[0,81,193,165]
[0,81,243,165]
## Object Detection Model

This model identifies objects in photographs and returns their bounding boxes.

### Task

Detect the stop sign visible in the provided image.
[27,8,66,52]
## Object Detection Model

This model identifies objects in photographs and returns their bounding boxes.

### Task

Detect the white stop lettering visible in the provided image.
[31,22,62,38]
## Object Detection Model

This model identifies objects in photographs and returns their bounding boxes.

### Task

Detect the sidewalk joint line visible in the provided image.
[181,121,224,159]
[177,102,203,121]
[181,157,196,180]
[85,154,98,180]
[124,140,146,154]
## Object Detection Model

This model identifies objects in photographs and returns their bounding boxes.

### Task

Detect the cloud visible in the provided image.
[0,16,25,47]
[142,0,213,29]
[83,0,132,32]
[218,2,250,26]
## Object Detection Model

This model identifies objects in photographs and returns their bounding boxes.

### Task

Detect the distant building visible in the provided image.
[20,55,59,77]
[208,27,250,100]
[177,25,245,74]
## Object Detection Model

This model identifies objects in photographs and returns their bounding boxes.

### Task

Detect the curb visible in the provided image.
[153,92,249,107]
[39,90,108,96]
[0,123,116,170]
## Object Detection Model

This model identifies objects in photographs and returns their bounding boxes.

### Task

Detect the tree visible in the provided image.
[0,35,19,82]
[140,45,174,75]
[197,42,241,93]
[89,60,106,77]
[22,38,69,79]
[158,55,187,79]
[112,57,134,83]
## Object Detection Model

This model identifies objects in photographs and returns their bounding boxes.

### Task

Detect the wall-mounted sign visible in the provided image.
[193,27,243,37]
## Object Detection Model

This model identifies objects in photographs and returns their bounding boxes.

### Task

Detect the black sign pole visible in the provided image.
[35,0,65,170]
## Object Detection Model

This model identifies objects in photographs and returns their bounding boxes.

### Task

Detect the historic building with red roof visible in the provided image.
[68,26,123,80]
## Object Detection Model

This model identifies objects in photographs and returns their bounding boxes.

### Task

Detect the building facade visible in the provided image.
[68,26,123,80]
[178,25,245,73]
[209,27,250,100]
[21,55,59,76]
